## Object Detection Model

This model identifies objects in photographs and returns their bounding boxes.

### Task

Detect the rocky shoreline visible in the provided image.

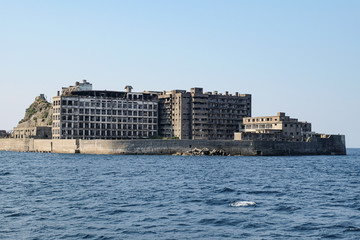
[173,147,229,156]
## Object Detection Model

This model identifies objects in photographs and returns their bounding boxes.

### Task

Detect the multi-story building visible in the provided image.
[235,112,312,141]
[52,81,251,140]
[52,82,158,139]
[158,87,251,140]
[158,90,192,139]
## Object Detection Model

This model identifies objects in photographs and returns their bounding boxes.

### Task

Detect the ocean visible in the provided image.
[0,149,359,239]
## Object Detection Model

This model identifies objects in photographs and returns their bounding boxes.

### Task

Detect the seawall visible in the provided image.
[0,135,346,156]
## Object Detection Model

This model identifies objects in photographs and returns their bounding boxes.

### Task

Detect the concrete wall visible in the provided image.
[33,139,52,152]
[0,138,34,152]
[0,135,346,156]
[79,139,256,155]
[52,139,77,153]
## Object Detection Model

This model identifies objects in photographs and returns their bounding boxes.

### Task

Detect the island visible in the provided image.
[0,80,346,155]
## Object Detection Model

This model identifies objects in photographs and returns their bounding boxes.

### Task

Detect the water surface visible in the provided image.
[1,149,359,239]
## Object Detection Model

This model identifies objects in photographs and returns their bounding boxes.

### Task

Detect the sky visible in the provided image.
[0,0,359,147]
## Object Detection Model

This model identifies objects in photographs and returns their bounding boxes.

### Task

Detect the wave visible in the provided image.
[344,226,360,232]
[0,171,10,176]
[219,187,235,193]
[246,190,281,195]
[230,201,256,207]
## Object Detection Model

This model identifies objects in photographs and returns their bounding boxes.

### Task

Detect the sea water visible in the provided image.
[0,149,359,239]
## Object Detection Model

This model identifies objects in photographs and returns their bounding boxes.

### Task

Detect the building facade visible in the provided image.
[52,81,251,140]
[52,83,158,140]
[235,112,312,141]
[12,126,52,139]
[158,90,192,139]
[158,88,251,140]
[61,80,93,96]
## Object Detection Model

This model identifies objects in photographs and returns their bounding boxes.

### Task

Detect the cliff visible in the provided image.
[17,95,53,128]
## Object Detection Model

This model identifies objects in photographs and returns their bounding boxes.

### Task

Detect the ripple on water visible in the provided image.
[229,201,256,207]
[271,204,300,213]
[0,171,10,176]
[198,218,245,226]
[292,222,323,231]
[246,190,282,195]
[219,187,236,193]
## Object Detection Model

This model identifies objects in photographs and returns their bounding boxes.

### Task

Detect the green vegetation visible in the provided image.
[149,135,163,139]
[47,115,53,126]
[40,110,49,119]
[19,106,37,123]
[149,135,180,140]
[18,96,52,126]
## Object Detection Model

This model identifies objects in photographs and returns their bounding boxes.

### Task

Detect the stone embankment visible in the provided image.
[0,135,347,156]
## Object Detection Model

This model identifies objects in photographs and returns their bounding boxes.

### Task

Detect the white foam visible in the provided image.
[230,201,256,207]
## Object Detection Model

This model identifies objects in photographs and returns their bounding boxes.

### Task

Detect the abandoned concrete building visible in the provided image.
[234,112,312,141]
[158,88,251,140]
[12,126,52,139]
[52,84,159,139]
[61,79,93,96]
[51,81,251,140]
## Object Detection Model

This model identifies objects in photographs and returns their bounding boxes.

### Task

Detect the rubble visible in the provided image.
[174,147,229,156]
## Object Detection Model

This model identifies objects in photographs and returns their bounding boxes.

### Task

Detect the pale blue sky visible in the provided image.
[1,0,359,147]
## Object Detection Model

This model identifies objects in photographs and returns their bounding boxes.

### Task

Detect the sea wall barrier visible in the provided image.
[0,135,346,156]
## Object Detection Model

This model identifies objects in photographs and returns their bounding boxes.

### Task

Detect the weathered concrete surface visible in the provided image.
[0,135,346,156]
[33,139,52,152]
[79,139,256,155]
[52,139,77,154]
[0,138,34,152]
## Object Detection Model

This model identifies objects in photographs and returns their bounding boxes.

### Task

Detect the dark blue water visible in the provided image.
[1,150,360,239]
